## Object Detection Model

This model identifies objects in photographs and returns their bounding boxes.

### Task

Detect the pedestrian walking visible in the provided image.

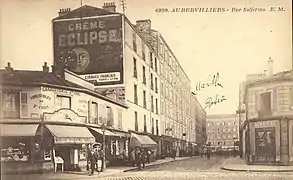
[172,148,176,160]
[135,148,141,168]
[88,149,97,176]
[140,149,146,169]
[96,148,103,172]
[146,149,151,164]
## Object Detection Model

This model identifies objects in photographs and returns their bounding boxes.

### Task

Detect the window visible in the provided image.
[151,73,153,90]
[90,102,98,124]
[56,95,71,109]
[142,44,145,60]
[133,31,137,52]
[155,58,158,72]
[118,109,123,129]
[134,84,138,104]
[156,119,159,135]
[20,92,28,117]
[142,66,146,84]
[134,111,138,131]
[151,95,154,112]
[155,77,158,93]
[151,118,154,134]
[143,90,146,108]
[3,91,19,118]
[144,115,147,132]
[133,58,137,78]
[106,106,113,126]
[155,98,158,114]
[259,92,272,116]
[289,87,293,107]
[150,52,153,69]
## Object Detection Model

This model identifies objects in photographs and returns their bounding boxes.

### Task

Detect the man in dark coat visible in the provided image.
[88,150,97,176]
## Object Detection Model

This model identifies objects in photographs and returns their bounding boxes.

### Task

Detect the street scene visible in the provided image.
[0,0,292,179]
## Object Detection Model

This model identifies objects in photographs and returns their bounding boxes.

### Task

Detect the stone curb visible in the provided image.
[220,166,293,172]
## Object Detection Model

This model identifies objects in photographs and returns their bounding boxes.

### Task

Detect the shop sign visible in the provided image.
[81,72,120,83]
[43,109,86,123]
[252,120,277,127]
[41,87,80,96]
[30,93,53,110]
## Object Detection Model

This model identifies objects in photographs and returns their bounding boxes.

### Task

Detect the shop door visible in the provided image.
[255,127,276,163]
[55,146,71,171]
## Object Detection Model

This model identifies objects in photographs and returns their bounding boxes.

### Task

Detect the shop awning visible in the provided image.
[89,127,120,137]
[0,124,39,137]
[130,133,158,148]
[45,125,95,144]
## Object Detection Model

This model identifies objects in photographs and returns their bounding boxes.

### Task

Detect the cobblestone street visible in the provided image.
[105,157,293,180]
[2,157,293,180]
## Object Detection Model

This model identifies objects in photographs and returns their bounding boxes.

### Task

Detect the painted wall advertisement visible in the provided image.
[53,15,123,86]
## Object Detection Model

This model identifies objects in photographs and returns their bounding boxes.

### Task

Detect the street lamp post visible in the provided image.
[101,123,106,169]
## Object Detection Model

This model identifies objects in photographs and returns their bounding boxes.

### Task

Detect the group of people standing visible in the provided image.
[87,144,104,176]
[129,148,151,169]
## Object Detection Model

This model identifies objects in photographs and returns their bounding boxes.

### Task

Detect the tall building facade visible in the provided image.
[206,114,239,149]
[52,3,206,158]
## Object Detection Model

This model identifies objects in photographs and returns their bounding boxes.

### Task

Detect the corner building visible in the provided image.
[52,4,206,159]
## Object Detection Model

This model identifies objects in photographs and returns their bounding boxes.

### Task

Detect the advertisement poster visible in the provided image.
[53,14,123,85]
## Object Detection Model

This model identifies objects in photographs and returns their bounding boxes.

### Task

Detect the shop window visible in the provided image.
[79,144,87,160]
[44,149,52,161]
[1,137,31,162]
[2,91,20,118]
[56,95,71,109]
[90,102,98,124]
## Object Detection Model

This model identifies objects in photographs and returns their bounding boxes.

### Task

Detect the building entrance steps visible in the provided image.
[220,157,293,172]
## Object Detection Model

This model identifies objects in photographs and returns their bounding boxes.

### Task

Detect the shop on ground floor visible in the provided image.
[244,117,293,165]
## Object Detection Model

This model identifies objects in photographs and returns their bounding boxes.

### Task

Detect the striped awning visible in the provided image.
[89,127,120,137]
[130,133,158,148]
[45,125,95,144]
[0,124,39,137]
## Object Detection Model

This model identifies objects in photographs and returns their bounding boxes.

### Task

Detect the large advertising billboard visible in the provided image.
[53,15,123,86]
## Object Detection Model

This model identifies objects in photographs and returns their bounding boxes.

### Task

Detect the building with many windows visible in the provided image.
[51,3,206,158]
[206,114,239,150]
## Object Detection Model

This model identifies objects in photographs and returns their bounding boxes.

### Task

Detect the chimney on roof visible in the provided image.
[51,65,65,78]
[5,62,13,72]
[136,19,151,34]
[43,62,49,73]
[58,8,71,17]
[267,57,274,77]
[102,2,116,13]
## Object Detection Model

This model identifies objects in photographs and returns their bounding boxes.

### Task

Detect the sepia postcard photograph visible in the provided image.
[0,0,292,179]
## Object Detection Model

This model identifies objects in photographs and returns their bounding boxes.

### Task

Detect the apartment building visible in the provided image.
[52,3,206,158]
[206,114,239,149]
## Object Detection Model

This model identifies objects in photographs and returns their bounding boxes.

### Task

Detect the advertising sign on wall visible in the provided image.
[53,15,123,86]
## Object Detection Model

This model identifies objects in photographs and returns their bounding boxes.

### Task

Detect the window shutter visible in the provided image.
[20,92,29,118]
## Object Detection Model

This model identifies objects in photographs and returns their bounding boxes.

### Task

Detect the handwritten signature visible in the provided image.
[204,94,227,109]
[193,72,223,95]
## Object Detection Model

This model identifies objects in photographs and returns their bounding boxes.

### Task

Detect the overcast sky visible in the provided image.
[0,0,292,115]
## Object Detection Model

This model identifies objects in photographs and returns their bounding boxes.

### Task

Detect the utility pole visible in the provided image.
[120,0,126,14]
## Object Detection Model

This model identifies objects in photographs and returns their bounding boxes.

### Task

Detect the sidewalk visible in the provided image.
[2,157,192,180]
[221,157,293,172]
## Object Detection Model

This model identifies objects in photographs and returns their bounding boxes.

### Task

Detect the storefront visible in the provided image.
[0,123,46,174]
[149,134,163,159]
[110,129,130,165]
[161,135,174,158]
[129,132,158,162]
[246,117,293,165]
[44,124,95,172]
